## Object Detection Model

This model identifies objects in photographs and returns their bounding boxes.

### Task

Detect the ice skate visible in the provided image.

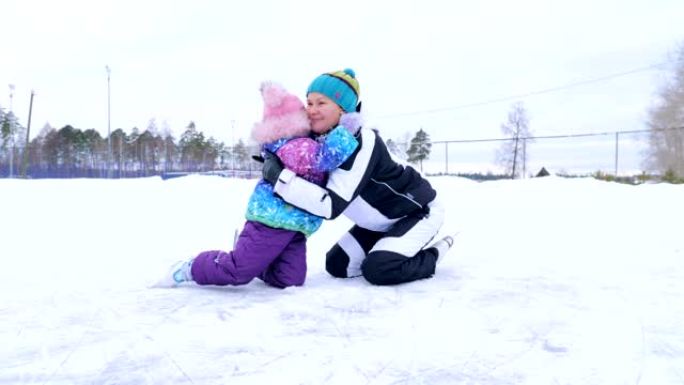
[431,232,459,264]
[150,259,193,288]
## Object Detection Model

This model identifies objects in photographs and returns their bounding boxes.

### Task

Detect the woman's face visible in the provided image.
[306,92,343,134]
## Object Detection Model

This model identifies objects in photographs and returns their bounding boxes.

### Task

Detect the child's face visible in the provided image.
[306,92,343,135]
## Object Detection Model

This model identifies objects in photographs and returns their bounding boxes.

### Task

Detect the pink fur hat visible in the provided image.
[251,81,311,144]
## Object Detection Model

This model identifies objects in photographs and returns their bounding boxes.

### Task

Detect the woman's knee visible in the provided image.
[361,252,403,286]
[325,244,351,278]
[361,257,389,285]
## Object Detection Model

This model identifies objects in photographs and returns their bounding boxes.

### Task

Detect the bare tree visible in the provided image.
[398,131,412,159]
[646,43,684,178]
[386,139,403,159]
[387,131,412,161]
[496,102,532,179]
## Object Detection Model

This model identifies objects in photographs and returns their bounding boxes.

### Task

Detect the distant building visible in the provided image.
[536,167,550,177]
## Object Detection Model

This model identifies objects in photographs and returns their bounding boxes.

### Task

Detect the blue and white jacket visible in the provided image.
[245,123,359,236]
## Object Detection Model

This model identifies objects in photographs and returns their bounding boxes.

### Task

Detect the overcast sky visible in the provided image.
[2,0,683,146]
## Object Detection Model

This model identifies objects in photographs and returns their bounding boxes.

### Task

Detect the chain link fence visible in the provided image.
[420,129,654,177]
[1,128,680,179]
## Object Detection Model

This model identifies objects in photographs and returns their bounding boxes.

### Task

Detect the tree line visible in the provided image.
[0,118,256,178]
[0,110,436,179]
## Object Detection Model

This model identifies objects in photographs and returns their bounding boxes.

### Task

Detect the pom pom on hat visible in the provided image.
[307,68,360,113]
[251,81,311,144]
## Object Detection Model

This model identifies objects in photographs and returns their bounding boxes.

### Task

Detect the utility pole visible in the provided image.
[21,90,34,178]
[106,65,112,178]
[511,134,519,179]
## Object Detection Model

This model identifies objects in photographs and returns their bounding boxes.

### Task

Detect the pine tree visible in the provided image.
[1,107,9,150]
[233,139,250,170]
[406,128,432,172]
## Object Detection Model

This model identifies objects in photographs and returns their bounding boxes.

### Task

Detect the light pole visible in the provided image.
[105,65,112,178]
[8,84,14,111]
[21,90,34,178]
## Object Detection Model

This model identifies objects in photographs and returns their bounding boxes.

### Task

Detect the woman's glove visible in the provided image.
[339,112,363,135]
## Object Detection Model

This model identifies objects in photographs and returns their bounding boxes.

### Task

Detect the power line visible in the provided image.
[372,62,668,120]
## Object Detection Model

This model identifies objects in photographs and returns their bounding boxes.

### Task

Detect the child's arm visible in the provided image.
[314,113,363,172]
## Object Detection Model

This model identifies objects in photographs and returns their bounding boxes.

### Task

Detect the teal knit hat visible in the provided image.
[306,68,360,112]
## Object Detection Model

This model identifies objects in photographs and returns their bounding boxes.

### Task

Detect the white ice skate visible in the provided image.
[431,232,460,265]
[150,259,193,288]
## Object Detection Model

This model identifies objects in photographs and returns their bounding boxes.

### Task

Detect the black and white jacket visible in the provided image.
[273,127,437,232]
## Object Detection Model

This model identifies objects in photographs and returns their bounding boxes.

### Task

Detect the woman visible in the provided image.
[261,68,454,286]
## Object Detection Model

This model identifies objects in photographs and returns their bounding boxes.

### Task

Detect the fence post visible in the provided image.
[614,132,619,176]
[445,142,448,175]
[522,138,527,178]
[9,145,13,178]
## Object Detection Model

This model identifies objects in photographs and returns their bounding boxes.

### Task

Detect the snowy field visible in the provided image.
[1,175,683,384]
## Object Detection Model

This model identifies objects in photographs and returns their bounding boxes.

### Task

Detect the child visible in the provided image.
[153,81,360,289]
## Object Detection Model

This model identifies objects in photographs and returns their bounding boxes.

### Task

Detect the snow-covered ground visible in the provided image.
[1,175,683,384]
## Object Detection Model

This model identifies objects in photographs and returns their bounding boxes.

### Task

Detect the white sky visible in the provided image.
[1,175,683,383]
[2,0,683,145]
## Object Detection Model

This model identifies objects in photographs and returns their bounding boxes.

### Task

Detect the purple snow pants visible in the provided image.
[190,221,307,289]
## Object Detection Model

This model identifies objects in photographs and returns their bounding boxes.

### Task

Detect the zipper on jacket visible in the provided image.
[369,178,423,209]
